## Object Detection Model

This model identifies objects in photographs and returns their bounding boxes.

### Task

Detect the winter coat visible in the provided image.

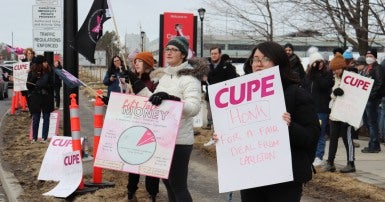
[289,54,306,80]
[103,68,127,97]
[205,59,238,101]
[138,59,208,145]
[303,69,334,113]
[26,69,54,113]
[140,72,157,93]
[362,62,385,100]
[284,84,320,183]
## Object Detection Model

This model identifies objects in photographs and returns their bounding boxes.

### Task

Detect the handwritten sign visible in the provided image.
[43,150,83,198]
[12,62,30,91]
[330,71,373,128]
[94,93,184,179]
[208,66,293,193]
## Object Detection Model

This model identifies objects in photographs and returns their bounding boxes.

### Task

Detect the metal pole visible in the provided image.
[141,36,144,52]
[63,0,78,136]
[200,20,203,57]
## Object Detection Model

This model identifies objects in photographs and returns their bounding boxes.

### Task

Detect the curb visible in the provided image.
[0,109,24,202]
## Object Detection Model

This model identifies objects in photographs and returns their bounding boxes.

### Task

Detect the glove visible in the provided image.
[123,70,145,94]
[149,92,181,106]
[101,96,109,105]
[333,87,344,96]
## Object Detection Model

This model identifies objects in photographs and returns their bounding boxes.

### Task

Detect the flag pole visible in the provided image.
[107,0,133,93]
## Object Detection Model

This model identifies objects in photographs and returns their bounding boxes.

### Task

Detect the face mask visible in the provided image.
[366,57,376,65]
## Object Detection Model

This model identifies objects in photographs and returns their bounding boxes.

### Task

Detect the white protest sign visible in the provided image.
[38,136,73,181]
[43,150,83,198]
[95,93,184,179]
[12,62,30,91]
[330,71,373,128]
[208,66,293,193]
[29,111,60,140]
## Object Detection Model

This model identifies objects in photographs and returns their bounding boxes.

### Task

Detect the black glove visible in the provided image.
[333,87,344,96]
[101,96,109,105]
[149,92,181,106]
[123,70,145,94]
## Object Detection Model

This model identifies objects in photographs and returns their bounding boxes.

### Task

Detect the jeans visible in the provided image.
[32,112,50,140]
[315,113,328,160]
[378,97,385,140]
[363,99,381,150]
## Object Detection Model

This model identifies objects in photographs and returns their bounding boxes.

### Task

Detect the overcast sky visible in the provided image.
[0,0,205,48]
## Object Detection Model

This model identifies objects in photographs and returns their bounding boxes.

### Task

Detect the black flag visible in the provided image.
[75,0,111,63]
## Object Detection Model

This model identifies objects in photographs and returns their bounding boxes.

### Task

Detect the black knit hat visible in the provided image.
[366,48,377,58]
[284,43,294,51]
[166,36,189,56]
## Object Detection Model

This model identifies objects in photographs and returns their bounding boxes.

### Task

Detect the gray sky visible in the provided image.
[0,0,205,48]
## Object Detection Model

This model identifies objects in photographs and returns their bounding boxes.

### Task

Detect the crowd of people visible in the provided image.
[5,35,385,201]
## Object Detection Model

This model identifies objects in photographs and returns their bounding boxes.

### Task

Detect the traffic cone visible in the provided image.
[85,90,114,188]
[69,93,98,194]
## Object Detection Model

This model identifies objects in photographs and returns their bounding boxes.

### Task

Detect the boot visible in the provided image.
[340,161,356,173]
[127,191,137,202]
[322,160,336,172]
[146,194,157,202]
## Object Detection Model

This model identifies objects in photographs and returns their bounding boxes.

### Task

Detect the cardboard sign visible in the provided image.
[330,71,373,128]
[95,93,184,179]
[208,66,293,193]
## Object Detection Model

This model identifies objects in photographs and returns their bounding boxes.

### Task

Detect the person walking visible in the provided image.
[239,41,320,202]
[126,51,159,202]
[322,52,356,173]
[26,55,54,143]
[124,36,208,202]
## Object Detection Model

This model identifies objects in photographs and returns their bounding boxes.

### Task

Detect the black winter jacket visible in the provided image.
[284,84,320,183]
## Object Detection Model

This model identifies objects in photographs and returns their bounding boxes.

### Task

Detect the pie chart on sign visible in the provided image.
[117,126,157,165]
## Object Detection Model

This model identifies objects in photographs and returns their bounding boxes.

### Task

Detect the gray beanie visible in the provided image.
[166,36,189,56]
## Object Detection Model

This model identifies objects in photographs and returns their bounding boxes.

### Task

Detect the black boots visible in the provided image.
[340,161,356,173]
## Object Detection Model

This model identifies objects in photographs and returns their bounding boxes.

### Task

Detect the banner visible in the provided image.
[53,68,84,89]
[208,66,293,193]
[330,71,373,128]
[95,93,184,179]
[12,62,30,91]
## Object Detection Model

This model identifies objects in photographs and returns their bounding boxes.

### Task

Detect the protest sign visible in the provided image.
[12,62,30,91]
[38,136,73,181]
[330,71,373,128]
[43,150,83,198]
[94,93,184,179]
[208,66,293,193]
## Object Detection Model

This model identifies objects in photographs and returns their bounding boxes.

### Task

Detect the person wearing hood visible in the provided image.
[125,36,209,202]
[284,43,305,81]
[303,47,334,167]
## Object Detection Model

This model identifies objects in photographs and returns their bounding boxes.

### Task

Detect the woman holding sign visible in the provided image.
[124,36,209,202]
[239,41,320,202]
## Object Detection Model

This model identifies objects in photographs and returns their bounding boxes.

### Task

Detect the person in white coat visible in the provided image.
[125,36,209,202]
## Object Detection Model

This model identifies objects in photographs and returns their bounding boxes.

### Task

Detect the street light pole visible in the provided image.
[140,31,145,52]
[198,8,206,57]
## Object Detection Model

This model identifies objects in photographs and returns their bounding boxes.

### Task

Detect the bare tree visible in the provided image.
[203,0,277,41]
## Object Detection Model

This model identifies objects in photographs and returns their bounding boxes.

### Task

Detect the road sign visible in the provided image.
[33,5,62,29]
[33,29,63,51]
